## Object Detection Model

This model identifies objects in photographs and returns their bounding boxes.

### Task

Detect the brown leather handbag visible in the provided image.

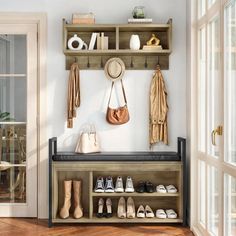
[106,80,130,125]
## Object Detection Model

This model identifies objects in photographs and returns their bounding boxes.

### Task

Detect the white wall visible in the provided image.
[2,0,187,219]
[2,0,187,153]
[186,0,192,226]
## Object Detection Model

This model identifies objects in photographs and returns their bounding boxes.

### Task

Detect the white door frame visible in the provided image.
[0,13,47,219]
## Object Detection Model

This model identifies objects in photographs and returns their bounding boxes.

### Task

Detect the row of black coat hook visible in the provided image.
[73,56,160,69]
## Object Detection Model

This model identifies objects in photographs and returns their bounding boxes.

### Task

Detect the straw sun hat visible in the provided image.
[104,58,125,81]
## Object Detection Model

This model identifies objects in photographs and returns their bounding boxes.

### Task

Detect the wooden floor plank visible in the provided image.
[0,218,195,236]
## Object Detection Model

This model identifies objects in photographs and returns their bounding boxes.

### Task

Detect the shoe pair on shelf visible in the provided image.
[136,181,155,193]
[117,197,135,219]
[59,180,83,219]
[156,184,178,193]
[94,176,114,193]
[115,176,134,193]
[94,176,134,193]
[137,205,155,218]
[156,209,177,219]
[97,198,112,218]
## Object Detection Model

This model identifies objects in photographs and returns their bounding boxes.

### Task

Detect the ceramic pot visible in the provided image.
[68,34,88,51]
[129,35,140,50]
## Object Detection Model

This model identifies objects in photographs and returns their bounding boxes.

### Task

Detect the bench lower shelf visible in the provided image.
[52,216,183,224]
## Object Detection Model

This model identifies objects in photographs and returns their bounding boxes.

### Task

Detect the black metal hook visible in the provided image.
[87,56,90,68]
[157,56,159,66]
[156,56,161,70]
[145,56,148,68]
[100,57,104,68]
[130,56,134,68]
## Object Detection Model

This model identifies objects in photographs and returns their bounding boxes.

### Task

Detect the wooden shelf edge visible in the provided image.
[64,23,171,29]
[64,49,171,56]
[52,216,183,224]
[91,192,179,197]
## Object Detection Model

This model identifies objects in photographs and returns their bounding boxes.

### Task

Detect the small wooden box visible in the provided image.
[72,13,95,24]
[72,18,95,24]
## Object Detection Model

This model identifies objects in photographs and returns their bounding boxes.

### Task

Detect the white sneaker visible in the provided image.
[104,176,115,193]
[156,185,167,193]
[125,176,134,193]
[94,176,105,193]
[166,185,177,193]
[115,176,124,192]
[166,209,177,219]
[156,209,167,219]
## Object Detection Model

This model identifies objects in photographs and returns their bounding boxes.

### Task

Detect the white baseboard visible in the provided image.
[191,225,203,236]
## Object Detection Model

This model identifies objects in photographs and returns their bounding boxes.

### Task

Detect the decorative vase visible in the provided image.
[129,35,140,50]
[67,34,88,51]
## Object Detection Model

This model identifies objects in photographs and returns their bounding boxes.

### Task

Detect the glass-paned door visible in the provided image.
[225,0,236,167]
[224,2,236,235]
[0,24,37,217]
[194,0,236,235]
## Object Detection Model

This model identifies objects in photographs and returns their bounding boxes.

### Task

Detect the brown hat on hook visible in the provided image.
[104,57,125,82]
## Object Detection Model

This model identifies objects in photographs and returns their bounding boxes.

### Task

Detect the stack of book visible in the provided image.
[97,33,108,50]
[143,45,163,51]
[72,13,95,24]
[88,32,109,50]
[128,18,153,24]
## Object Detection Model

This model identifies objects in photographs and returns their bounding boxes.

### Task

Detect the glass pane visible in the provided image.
[0,77,26,122]
[198,27,206,152]
[208,0,216,8]
[224,174,236,236]
[225,1,236,166]
[0,124,26,164]
[0,35,26,74]
[0,34,27,205]
[208,166,219,235]
[208,17,220,158]
[199,160,206,226]
[199,0,206,18]
[0,166,26,203]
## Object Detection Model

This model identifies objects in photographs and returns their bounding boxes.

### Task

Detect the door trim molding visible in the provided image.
[0,12,48,219]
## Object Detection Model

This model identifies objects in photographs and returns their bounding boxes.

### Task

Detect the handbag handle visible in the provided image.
[81,124,96,134]
[89,124,96,134]
[107,79,127,107]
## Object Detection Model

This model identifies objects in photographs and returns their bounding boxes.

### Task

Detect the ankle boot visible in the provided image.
[60,180,72,219]
[73,180,83,219]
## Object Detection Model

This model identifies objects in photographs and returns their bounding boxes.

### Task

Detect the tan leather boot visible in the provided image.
[59,180,72,219]
[73,180,83,219]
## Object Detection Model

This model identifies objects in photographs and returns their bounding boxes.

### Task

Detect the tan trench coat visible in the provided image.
[149,66,168,146]
[67,63,80,128]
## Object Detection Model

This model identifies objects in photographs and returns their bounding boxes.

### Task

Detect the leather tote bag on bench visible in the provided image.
[75,124,100,153]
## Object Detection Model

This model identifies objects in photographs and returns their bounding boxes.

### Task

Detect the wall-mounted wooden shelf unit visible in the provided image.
[63,19,172,70]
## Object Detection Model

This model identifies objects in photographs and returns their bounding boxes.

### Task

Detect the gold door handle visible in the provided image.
[211,125,223,146]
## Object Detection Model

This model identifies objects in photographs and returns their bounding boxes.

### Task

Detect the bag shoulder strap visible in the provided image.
[107,79,127,106]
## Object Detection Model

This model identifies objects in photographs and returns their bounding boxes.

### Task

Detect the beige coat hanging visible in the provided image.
[149,65,168,147]
[67,63,80,128]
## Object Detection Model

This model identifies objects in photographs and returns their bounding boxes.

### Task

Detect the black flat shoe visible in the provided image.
[136,181,145,193]
[145,181,155,193]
